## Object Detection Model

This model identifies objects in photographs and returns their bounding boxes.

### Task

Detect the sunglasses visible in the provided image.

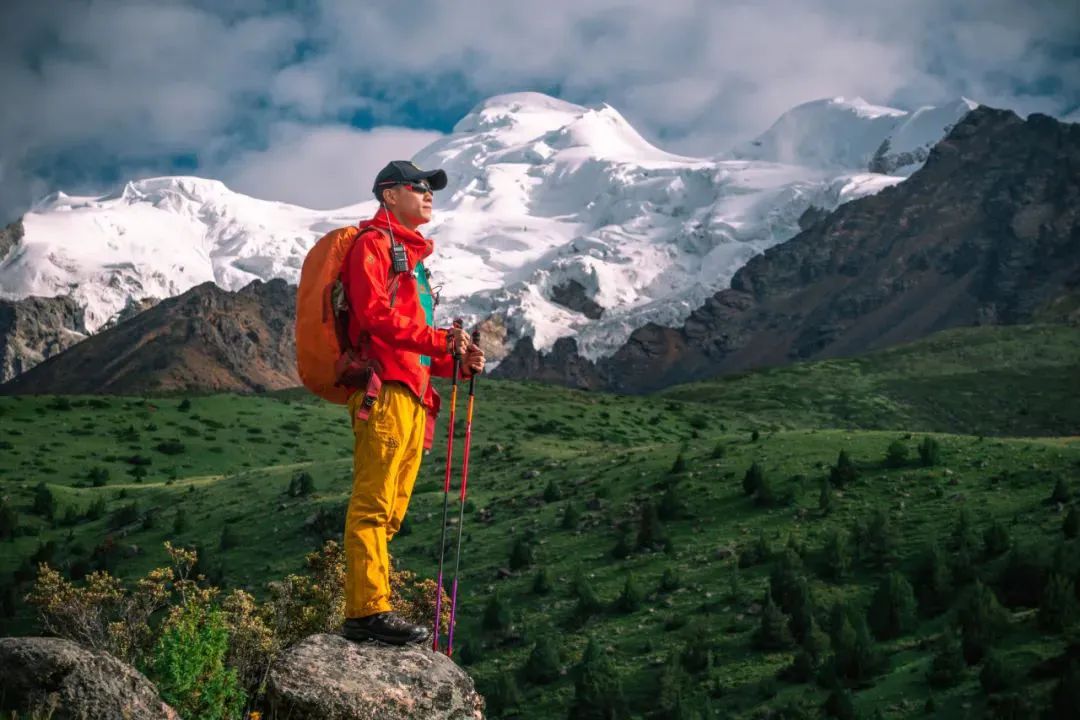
[398,181,433,194]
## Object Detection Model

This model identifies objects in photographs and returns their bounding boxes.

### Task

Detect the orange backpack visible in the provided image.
[295,225,397,404]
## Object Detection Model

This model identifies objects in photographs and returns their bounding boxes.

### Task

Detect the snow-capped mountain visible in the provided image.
[729,96,979,174]
[0,91,974,368]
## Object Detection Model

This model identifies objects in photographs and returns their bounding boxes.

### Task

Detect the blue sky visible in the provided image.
[1,0,1077,222]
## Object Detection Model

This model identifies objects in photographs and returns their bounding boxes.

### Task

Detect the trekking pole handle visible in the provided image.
[451,318,465,359]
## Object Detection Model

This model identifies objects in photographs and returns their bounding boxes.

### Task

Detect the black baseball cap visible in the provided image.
[372,160,447,200]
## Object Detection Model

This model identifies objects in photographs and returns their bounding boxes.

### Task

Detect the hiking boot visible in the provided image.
[342,612,431,646]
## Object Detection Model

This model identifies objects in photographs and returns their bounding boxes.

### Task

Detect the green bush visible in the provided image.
[148,602,245,720]
[155,441,186,456]
[884,439,909,468]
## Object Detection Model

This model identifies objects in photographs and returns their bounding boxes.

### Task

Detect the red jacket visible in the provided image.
[340,210,468,416]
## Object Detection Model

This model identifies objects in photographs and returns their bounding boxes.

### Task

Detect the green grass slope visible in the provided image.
[0,323,1078,719]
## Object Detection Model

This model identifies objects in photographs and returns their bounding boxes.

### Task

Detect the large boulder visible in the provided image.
[0,636,179,719]
[267,634,485,719]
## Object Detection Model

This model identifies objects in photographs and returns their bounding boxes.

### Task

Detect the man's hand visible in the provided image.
[463,345,485,376]
[447,327,470,356]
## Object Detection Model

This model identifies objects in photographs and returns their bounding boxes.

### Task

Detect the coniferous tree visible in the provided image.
[532,566,553,595]
[0,498,19,541]
[823,687,856,720]
[561,502,581,530]
[611,528,632,560]
[769,549,805,613]
[509,536,534,570]
[912,542,953,617]
[657,652,690,719]
[635,501,665,551]
[1039,573,1079,632]
[754,590,793,650]
[524,635,562,684]
[482,590,512,634]
[979,652,1018,695]
[568,637,628,720]
[32,483,56,520]
[997,545,1048,608]
[487,672,523,716]
[1051,478,1071,504]
[613,574,643,614]
[918,436,941,466]
[659,483,686,521]
[983,520,1011,558]
[885,438,909,468]
[219,524,239,550]
[742,462,764,497]
[818,479,833,515]
[754,474,777,507]
[867,572,917,640]
[1064,507,1080,539]
[1048,661,1080,720]
[635,570,671,606]
[829,450,858,488]
[950,507,980,554]
[927,627,965,688]
[865,508,898,568]
[821,528,852,582]
[710,442,726,460]
[787,580,817,645]
[574,571,604,619]
[543,478,562,503]
[680,630,713,675]
[173,508,188,534]
[958,581,1009,664]
[670,453,687,474]
[828,603,884,685]
[85,496,106,522]
[740,531,771,568]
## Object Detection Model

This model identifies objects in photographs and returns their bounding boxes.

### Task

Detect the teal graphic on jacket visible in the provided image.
[415,261,434,367]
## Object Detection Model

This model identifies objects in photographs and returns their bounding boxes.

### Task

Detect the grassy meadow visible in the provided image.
[1,323,1079,719]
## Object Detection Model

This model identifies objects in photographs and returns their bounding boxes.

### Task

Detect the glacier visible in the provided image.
[0,91,975,365]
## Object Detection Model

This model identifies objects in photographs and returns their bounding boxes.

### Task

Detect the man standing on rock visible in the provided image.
[340,161,484,645]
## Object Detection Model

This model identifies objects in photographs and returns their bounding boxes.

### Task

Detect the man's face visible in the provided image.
[385,181,433,226]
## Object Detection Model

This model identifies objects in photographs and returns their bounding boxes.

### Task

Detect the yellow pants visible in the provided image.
[344,382,427,618]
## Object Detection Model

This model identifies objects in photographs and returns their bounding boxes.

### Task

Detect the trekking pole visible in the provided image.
[433,319,464,652]
[447,328,481,658]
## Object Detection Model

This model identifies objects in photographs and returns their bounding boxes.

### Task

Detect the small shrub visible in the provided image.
[742,462,764,497]
[150,602,246,719]
[829,450,858,487]
[927,627,966,687]
[155,441,186,456]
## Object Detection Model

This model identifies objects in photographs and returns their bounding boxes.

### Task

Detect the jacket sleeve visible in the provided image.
[344,231,449,357]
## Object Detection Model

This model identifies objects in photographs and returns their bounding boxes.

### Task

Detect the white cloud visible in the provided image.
[218,124,444,209]
[1,0,1077,221]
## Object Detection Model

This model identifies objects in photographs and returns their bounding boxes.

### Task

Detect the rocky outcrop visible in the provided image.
[266,634,484,719]
[0,295,87,383]
[1,277,298,395]
[495,107,1080,392]
[0,218,22,262]
[550,279,604,319]
[0,636,179,719]
[493,335,605,390]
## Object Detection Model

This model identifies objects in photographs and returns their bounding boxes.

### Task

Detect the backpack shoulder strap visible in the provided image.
[334,225,405,350]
